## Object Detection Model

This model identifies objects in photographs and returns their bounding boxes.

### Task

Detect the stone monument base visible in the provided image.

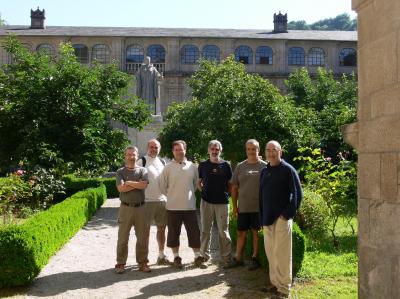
[127,115,165,155]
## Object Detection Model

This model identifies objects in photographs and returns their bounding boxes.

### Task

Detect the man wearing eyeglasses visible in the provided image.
[259,140,303,298]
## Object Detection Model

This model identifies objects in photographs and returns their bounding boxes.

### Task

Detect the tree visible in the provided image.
[285,67,357,158]
[159,57,318,163]
[0,36,151,175]
[288,13,357,31]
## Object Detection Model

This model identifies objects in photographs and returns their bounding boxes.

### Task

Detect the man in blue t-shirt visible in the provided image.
[198,140,233,266]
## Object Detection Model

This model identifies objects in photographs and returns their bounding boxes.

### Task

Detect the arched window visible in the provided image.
[72,44,88,64]
[235,46,253,64]
[181,45,199,64]
[339,48,357,67]
[308,47,325,66]
[147,45,166,63]
[92,44,110,64]
[256,46,273,64]
[36,44,55,56]
[126,45,144,63]
[288,47,305,65]
[202,45,220,62]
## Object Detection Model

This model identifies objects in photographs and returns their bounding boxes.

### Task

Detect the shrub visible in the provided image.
[0,185,106,287]
[228,204,306,277]
[62,174,118,198]
[296,187,330,239]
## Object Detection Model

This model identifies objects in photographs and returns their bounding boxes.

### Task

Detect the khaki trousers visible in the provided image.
[116,204,149,264]
[200,200,232,260]
[263,218,292,295]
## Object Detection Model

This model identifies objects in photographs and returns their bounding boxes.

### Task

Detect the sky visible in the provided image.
[1,0,356,29]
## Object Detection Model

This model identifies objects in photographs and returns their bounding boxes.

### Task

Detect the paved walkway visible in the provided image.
[5,198,271,299]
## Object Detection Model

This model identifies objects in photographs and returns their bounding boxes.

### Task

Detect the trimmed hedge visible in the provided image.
[0,185,107,287]
[228,205,306,277]
[63,174,118,198]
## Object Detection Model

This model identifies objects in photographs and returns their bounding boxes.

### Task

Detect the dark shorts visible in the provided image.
[237,212,260,231]
[167,210,201,248]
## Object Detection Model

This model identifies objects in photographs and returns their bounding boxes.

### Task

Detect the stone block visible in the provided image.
[381,153,398,201]
[370,84,400,119]
[358,153,380,199]
[358,116,400,153]
[369,202,400,247]
[358,198,370,244]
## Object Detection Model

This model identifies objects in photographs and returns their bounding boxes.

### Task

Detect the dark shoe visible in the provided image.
[173,256,183,269]
[157,256,172,265]
[194,256,208,269]
[260,285,277,294]
[247,257,260,271]
[272,291,289,299]
[114,263,125,274]
[223,257,244,269]
[138,263,151,273]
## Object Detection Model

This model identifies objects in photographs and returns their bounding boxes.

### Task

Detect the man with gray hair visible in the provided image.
[226,139,267,270]
[115,146,150,274]
[197,140,233,267]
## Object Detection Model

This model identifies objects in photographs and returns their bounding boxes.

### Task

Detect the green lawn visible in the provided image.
[291,218,358,298]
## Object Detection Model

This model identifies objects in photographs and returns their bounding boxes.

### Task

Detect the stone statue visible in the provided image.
[136,56,162,115]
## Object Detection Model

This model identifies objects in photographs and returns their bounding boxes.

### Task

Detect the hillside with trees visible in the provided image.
[288,13,357,31]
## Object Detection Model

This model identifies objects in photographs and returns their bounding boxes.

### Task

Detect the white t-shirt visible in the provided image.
[137,155,167,202]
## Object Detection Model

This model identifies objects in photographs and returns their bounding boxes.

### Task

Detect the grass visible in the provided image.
[291,217,358,298]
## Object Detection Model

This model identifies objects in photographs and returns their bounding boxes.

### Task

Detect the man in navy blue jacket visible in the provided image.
[259,140,302,298]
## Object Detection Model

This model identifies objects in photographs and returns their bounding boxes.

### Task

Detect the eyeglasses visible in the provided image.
[266,149,281,153]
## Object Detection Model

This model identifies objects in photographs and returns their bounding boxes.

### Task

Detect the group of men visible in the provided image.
[114,138,302,298]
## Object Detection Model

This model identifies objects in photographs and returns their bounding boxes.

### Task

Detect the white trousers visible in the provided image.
[263,217,292,295]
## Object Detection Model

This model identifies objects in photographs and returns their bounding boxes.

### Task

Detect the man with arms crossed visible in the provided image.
[227,139,267,270]
[115,146,150,274]
[198,140,233,267]
[259,140,302,298]
[137,139,171,265]
[159,140,206,269]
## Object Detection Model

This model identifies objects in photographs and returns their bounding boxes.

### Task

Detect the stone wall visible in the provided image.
[345,0,400,297]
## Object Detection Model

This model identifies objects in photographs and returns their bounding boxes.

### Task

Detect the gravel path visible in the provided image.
[4,198,272,299]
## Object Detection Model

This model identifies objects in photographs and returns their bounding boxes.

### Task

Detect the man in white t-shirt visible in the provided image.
[137,139,170,265]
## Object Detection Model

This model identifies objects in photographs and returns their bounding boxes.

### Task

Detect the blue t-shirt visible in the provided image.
[198,159,232,204]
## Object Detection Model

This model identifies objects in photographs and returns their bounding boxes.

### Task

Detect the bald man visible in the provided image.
[137,139,170,265]
[259,140,302,298]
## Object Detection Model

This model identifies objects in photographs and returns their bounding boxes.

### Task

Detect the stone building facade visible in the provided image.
[343,0,400,297]
[0,10,357,152]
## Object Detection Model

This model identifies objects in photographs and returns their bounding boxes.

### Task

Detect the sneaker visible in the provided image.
[173,256,183,269]
[157,256,172,265]
[139,263,151,273]
[114,263,125,274]
[194,256,208,269]
[223,257,244,269]
[247,257,260,271]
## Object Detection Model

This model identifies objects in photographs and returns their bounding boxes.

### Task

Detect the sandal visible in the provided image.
[139,263,151,273]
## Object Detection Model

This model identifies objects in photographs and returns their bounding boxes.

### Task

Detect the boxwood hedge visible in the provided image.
[0,185,106,287]
[63,174,118,198]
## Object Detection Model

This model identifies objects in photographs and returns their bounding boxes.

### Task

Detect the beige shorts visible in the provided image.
[145,201,168,226]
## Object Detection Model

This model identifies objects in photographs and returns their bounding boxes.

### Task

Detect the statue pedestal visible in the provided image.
[127,117,165,155]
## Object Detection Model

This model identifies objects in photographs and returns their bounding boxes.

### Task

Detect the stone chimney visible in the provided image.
[30,7,45,29]
[273,12,288,33]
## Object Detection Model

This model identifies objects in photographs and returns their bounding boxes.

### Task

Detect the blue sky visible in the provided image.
[2,0,356,29]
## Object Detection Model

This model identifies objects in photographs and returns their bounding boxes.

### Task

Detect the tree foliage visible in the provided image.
[0,36,151,175]
[285,67,357,158]
[159,57,318,163]
[288,13,357,31]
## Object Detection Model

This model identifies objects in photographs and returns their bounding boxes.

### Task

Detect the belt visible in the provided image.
[121,201,145,208]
